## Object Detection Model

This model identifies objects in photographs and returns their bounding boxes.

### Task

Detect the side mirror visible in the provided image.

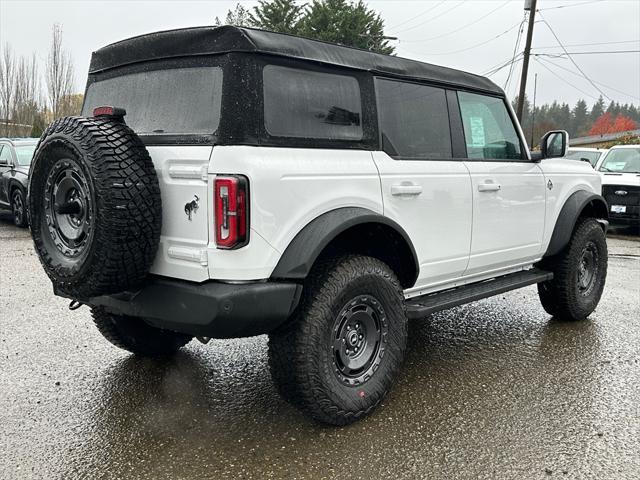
[540,130,569,159]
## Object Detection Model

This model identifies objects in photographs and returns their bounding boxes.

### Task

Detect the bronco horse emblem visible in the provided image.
[184,195,200,221]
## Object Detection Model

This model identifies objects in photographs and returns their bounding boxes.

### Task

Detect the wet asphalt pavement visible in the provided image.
[1,212,639,480]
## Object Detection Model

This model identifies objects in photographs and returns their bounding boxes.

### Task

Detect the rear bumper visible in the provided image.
[81,277,302,338]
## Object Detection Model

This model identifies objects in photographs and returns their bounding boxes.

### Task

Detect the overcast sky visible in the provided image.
[1,0,638,108]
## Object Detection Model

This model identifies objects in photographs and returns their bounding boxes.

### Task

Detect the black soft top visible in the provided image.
[89,25,502,95]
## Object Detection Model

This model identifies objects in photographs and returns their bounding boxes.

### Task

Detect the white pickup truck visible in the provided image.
[28,26,609,425]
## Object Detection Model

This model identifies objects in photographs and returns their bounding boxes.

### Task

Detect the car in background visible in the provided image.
[595,145,640,229]
[564,147,607,167]
[0,138,38,227]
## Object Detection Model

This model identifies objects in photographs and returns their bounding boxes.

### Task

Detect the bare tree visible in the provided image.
[14,54,41,132]
[0,43,17,136]
[46,24,75,119]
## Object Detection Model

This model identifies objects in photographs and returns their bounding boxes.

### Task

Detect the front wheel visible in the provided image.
[268,255,408,425]
[11,188,28,228]
[538,218,608,321]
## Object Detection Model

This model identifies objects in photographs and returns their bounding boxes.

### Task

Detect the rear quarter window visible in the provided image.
[263,65,363,140]
[82,66,223,135]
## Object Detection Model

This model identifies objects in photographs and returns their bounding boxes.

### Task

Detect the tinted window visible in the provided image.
[458,92,522,160]
[263,65,362,140]
[376,79,452,159]
[83,67,223,135]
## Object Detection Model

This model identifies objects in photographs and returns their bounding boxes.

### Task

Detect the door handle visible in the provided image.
[391,184,423,196]
[478,182,501,192]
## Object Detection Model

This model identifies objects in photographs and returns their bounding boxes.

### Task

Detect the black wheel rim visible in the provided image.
[332,295,388,386]
[577,241,599,296]
[43,158,94,258]
[12,191,24,226]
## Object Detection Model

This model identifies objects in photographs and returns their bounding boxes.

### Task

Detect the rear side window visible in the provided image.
[82,66,223,135]
[375,79,452,159]
[263,65,362,140]
[458,92,522,160]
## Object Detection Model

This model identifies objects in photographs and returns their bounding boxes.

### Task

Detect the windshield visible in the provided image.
[15,145,36,166]
[82,66,223,135]
[599,147,640,173]
[565,150,601,166]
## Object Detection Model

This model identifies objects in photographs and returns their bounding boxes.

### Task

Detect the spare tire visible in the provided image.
[28,115,162,299]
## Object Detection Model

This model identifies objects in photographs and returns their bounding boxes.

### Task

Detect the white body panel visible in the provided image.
[147,146,601,293]
[537,157,602,251]
[372,152,472,287]
[207,146,383,281]
[147,146,213,282]
[463,161,546,275]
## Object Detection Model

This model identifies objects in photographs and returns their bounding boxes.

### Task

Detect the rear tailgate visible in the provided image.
[147,146,213,282]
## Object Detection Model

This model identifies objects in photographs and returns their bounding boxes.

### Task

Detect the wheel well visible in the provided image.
[578,198,608,224]
[313,222,418,289]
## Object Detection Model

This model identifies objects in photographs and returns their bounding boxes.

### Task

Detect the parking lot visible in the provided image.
[1,213,638,480]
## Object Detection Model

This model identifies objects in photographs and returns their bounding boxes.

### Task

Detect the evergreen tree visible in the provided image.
[250,0,304,34]
[215,3,252,27]
[299,0,394,53]
[591,96,606,123]
[572,99,589,137]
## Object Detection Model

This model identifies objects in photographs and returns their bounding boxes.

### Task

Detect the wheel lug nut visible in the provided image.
[359,334,363,339]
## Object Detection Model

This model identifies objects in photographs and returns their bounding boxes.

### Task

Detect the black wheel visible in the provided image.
[11,188,28,228]
[538,218,607,321]
[92,307,192,356]
[28,116,162,298]
[268,255,407,425]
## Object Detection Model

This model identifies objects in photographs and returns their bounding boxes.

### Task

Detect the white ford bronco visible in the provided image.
[28,26,609,425]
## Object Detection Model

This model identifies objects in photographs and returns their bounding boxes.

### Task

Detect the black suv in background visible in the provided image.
[0,138,37,227]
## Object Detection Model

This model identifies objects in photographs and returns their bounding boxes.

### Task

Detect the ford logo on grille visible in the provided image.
[615,190,628,196]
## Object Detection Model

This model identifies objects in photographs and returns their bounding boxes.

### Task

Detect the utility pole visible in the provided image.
[516,0,537,122]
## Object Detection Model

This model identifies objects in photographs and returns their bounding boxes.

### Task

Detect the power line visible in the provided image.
[393,1,467,34]
[533,57,601,100]
[413,20,522,56]
[538,0,604,10]
[485,55,523,77]
[388,0,447,30]
[534,39,640,49]
[534,49,640,55]
[504,16,528,92]
[538,56,640,101]
[404,0,510,43]
[537,12,612,101]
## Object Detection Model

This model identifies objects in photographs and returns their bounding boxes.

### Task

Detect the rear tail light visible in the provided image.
[214,175,249,249]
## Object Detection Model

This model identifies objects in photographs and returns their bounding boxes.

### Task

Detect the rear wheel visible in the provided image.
[92,307,192,356]
[268,255,407,425]
[538,218,607,321]
[11,188,28,228]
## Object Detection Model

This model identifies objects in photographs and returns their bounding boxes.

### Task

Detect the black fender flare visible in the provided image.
[270,207,419,285]
[544,190,608,257]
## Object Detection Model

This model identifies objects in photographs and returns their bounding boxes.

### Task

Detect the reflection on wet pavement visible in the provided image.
[1,215,639,479]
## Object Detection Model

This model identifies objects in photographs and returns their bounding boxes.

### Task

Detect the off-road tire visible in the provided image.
[538,218,607,321]
[11,187,28,228]
[268,255,408,425]
[28,116,162,298]
[92,307,192,356]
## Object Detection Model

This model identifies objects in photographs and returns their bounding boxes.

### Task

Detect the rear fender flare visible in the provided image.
[270,207,419,287]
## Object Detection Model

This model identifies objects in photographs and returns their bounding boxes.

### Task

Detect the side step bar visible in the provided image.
[405,268,553,320]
